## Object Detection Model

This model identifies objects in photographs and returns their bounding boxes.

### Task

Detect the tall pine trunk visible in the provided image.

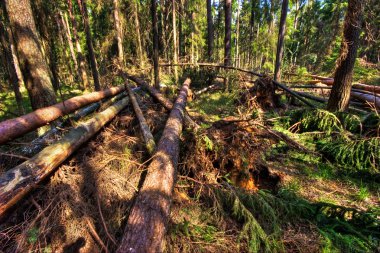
[0,19,24,114]
[172,0,178,83]
[78,0,101,91]
[59,11,79,80]
[4,0,57,110]
[133,0,144,67]
[207,0,213,61]
[274,0,288,81]
[327,0,363,112]
[151,0,160,89]
[113,0,124,66]
[235,3,240,67]
[224,0,232,90]
[67,0,89,89]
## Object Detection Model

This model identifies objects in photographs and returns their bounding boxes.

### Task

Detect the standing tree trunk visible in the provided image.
[207,0,214,61]
[178,0,183,58]
[151,0,160,89]
[224,0,232,90]
[113,0,124,65]
[327,0,363,112]
[4,0,57,110]
[249,0,255,67]
[67,0,89,89]
[235,3,240,67]
[172,0,178,83]
[78,0,101,91]
[133,0,144,67]
[274,0,289,81]
[0,19,24,114]
[59,11,79,80]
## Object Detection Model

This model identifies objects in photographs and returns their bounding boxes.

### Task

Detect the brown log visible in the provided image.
[0,96,130,218]
[116,79,191,253]
[310,75,380,94]
[351,91,380,109]
[0,86,125,145]
[125,81,156,154]
[125,74,200,131]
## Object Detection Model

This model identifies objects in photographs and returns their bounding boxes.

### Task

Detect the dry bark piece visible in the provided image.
[0,96,130,218]
[117,78,191,253]
[0,86,125,145]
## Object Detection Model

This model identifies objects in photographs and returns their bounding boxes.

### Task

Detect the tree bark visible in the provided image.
[113,0,124,65]
[235,3,240,67]
[125,80,155,154]
[78,0,101,91]
[67,0,89,89]
[274,0,289,81]
[4,0,57,110]
[116,79,190,253]
[0,19,24,115]
[133,0,144,68]
[172,0,178,83]
[59,11,79,79]
[0,86,125,144]
[224,0,232,67]
[152,0,160,89]
[327,0,363,112]
[207,0,214,61]
[0,96,130,219]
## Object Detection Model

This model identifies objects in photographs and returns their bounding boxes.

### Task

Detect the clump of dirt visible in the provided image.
[240,76,281,110]
[181,117,283,193]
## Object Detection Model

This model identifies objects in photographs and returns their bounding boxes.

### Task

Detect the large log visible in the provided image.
[22,92,128,155]
[310,75,380,94]
[351,91,380,109]
[0,96,130,218]
[125,81,156,154]
[117,79,190,253]
[125,74,200,131]
[0,86,126,145]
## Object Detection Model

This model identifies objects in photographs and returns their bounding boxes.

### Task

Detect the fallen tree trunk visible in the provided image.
[117,79,191,253]
[0,96,130,218]
[125,81,156,154]
[273,81,315,107]
[0,86,126,145]
[125,74,200,131]
[22,92,128,155]
[195,84,219,95]
[351,91,380,109]
[290,85,380,98]
[295,91,368,114]
[310,75,380,94]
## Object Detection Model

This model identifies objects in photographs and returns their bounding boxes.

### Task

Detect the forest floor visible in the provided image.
[0,64,379,253]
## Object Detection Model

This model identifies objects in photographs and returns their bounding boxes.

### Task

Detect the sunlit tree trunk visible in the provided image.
[0,19,24,114]
[207,0,213,61]
[59,11,79,79]
[151,0,160,89]
[235,3,240,67]
[224,0,232,90]
[327,0,363,112]
[133,0,144,67]
[274,0,288,81]
[78,0,101,91]
[113,0,124,66]
[67,0,89,89]
[4,0,57,110]
[172,0,178,83]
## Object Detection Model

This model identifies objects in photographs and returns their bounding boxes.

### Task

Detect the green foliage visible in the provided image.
[317,137,380,174]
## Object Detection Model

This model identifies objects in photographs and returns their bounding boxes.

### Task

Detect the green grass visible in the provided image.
[189,91,237,122]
